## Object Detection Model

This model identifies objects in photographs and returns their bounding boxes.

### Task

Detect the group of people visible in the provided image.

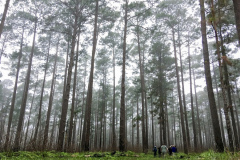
[153,145,177,157]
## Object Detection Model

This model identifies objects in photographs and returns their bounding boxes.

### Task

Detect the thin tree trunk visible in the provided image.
[199,0,224,152]
[57,11,78,151]
[0,0,10,38]
[212,61,226,147]
[32,34,51,149]
[43,37,59,150]
[81,0,98,151]
[112,46,116,151]
[232,0,240,46]
[177,28,190,149]
[23,77,38,150]
[13,19,37,151]
[187,37,197,152]
[119,0,128,152]
[172,28,188,154]
[68,32,80,150]
[4,26,25,151]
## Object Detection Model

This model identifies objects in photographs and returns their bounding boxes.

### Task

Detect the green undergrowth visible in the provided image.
[0,150,239,159]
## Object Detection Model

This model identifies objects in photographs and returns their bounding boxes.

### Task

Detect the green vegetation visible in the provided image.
[0,150,239,160]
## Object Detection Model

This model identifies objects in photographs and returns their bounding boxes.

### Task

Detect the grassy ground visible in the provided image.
[0,150,239,159]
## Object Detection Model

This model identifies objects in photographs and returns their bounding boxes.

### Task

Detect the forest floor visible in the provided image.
[0,150,239,159]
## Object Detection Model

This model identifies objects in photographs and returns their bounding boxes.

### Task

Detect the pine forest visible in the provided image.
[0,0,240,158]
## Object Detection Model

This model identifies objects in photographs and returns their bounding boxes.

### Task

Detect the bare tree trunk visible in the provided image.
[43,37,59,150]
[0,0,10,38]
[187,37,197,152]
[199,0,224,152]
[232,0,240,46]
[32,34,51,149]
[112,47,116,151]
[57,11,78,151]
[210,0,234,152]
[119,0,128,152]
[68,32,80,150]
[172,28,188,154]
[4,26,25,151]
[81,0,99,151]
[177,28,190,149]
[23,77,38,150]
[13,19,37,151]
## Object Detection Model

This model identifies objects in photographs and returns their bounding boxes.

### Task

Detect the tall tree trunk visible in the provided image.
[210,0,234,152]
[68,32,80,150]
[137,94,139,148]
[23,79,37,150]
[151,96,154,148]
[199,0,224,152]
[43,37,59,150]
[232,0,240,46]
[136,22,146,153]
[4,26,25,151]
[81,0,98,151]
[13,19,37,151]
[0,0,10,38]
[119,0,128,152]
[187,37,197,152]
[32,34,51,149]
[193,69,203,150]
[177,28,191,149]
[57,12,78,151]
[212,61,226,147]
[112,47,116,151]
[172,28,188,154]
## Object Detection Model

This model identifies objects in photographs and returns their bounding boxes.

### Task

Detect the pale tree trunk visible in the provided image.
[81,0,99,151]
[42,37,59,150]
[0,0,10,39]
[137,95,139,148]
[187,38,197,152]
[172,28,188,154]
[112,47,116,151]
[4,26,25,151]
[32,34,51,149]
[13,19,37,151]
[119,0,128,152]
[193,69,203,150]
[212,61,226,147]
[23,77,38,150]
[177,28,190,149]
[199,0,224,152]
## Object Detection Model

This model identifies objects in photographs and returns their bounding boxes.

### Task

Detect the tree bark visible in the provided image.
[232,0,240,46]
[57,11,78,151]
[119,0,128,152]
[68,32,80,150]
[4,26,24,151]
[13,18,37,151]
[0,0,10,39]
[199,0,224,152]
[32,34,51,149]
[112,46,116,151]
[187,38,197,152]
[81,0,99,151]
[43,37,59,150]
[172,28,188,154]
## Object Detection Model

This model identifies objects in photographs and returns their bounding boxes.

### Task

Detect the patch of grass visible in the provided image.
[0,150,239,159]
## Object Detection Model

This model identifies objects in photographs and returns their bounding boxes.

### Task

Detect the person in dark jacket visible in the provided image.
[171,145,177,155]
[168,145,173,155]
[158,146,161,157]
[153,146,157,157]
